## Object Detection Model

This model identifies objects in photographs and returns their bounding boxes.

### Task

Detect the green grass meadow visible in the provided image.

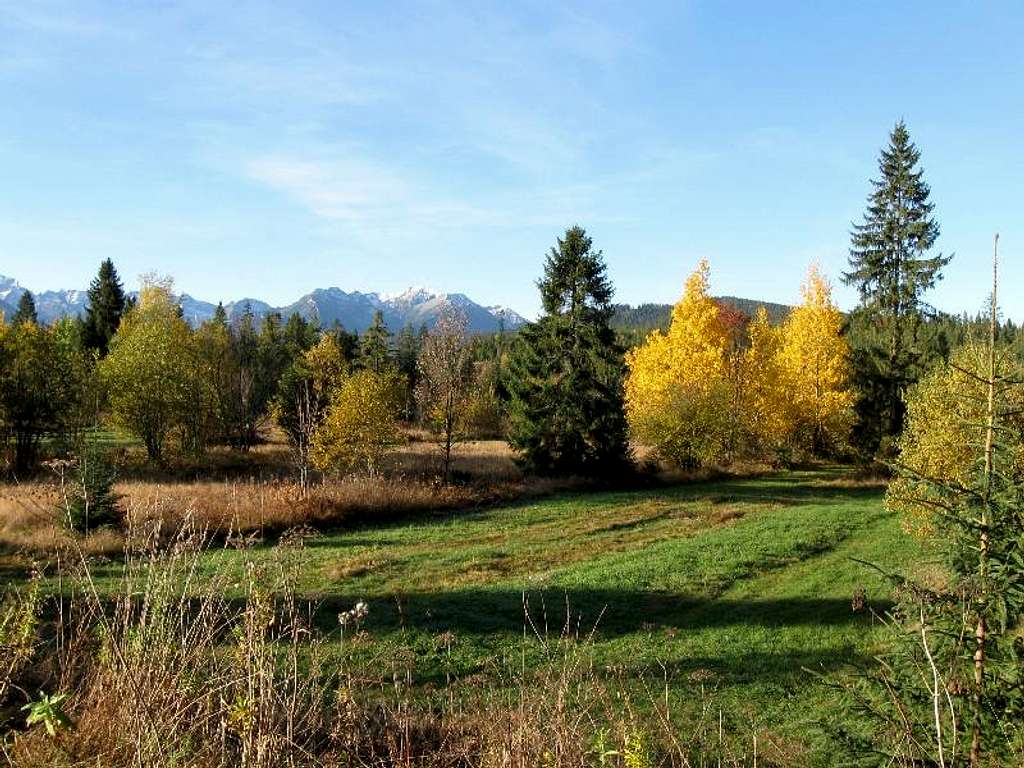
[78,467,921,764]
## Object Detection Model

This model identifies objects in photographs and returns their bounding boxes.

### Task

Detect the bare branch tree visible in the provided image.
[415,309,474,484]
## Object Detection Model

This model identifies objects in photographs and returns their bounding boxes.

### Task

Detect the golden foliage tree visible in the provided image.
[888,342,1024,535]
[778,266,855,455]
[311,369,404,476]
[738,307,791,452]
[627,261,856,467]
[625,260,733,466]
[272,333,349,489]
[100,278,205,463]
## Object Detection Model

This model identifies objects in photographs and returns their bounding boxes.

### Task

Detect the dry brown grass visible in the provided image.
[0,440,570,561]
[0,484,124,560]
[0,437,759,563]
[387,438,523,482]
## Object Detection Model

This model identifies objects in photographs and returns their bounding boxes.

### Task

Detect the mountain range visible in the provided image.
[0,276,527,334]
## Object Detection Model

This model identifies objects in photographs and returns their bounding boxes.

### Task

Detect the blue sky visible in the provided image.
[1,1,1021,319]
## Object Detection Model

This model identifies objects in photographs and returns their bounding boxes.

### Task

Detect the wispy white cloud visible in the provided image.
[247,155,411,223]
[248,153,616,230]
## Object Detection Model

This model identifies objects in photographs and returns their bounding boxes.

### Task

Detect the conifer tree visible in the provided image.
[230,304,264,449]
[283,312,317,356]
[506,226,631,477]
[82,259,128,355]
[12,291,37,325]
[328,321,360,365]
[396,324,419,382]
[212,302,228,327]
[360,310,392,373]
[839,236,1023,766]
[395,323,421,420]
[844,121,950,454]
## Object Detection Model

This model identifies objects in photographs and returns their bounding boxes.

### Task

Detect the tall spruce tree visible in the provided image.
[360,310,392,373]
[12,291,37,325]
[83,258,128,355]
[506,226,631,477]
[844,121,950,455]
[396,323,421,420]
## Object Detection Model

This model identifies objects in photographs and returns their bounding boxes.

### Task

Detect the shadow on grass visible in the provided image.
[313,589,886,638]
[322,590,882,686]
[297,465,886,544]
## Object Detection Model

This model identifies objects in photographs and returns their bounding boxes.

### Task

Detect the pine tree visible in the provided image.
[360,310,392,373]
[13,291,37,325]
[395,323,421,420]
[328,321,360,364]
[212,302,228,327]
[283,312,317,356]
[844,121,951,455]
[82,259,127,355]
[506,226,631,477]
[838,236,1024,766]
[396,324,419,382]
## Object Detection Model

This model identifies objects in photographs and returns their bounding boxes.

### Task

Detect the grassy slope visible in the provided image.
[83,467,919,764]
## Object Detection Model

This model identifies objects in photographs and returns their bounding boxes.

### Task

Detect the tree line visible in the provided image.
[0,120,1008,484]
[0,263,507,480]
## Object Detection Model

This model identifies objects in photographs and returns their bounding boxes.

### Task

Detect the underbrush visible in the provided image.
[0,435,766,562]
[0,522,764,767]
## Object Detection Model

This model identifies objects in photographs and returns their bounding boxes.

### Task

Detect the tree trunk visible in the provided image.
[971,234,999,768]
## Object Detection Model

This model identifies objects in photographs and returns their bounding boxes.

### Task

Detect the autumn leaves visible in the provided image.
[625,261,855,466]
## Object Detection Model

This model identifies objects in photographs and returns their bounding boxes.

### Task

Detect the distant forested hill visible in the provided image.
[612,295,793,334]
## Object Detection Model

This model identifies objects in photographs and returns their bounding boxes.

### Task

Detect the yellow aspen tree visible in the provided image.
[625,259,732,466]
[740,307,791,452]
[887,342,1024,535]
[778,265,856,455]
[312,369,405,476]
[303,333,349,397]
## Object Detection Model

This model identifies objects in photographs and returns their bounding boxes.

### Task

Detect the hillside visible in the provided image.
[612,295,793,333]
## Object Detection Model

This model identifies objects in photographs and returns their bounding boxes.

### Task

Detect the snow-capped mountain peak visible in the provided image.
[378,286,444,305]
[1,276,527,334]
